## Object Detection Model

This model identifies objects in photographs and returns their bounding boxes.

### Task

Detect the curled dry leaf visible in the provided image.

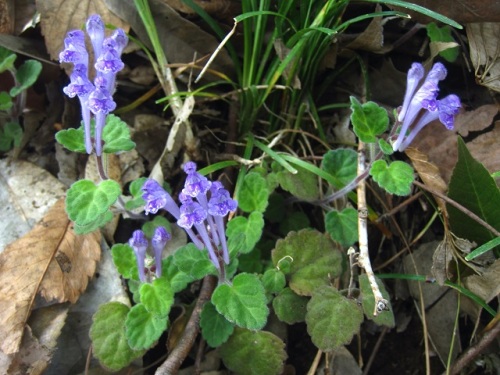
[36,0,129,61]
[405,147,448,213]
[466,22,500,93]
[0,198,101,355]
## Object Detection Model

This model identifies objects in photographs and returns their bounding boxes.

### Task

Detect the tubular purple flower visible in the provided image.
[182,162,211,199]
[141,179,180,218]
[95,43,124,74]
[129,230,148,282]
[111,29,128,55]
[59,31,88,67]
[88,85,116,114]
[177,198,207,229]
[396,94,461,152]
[392,62,459,152]
[208,182,237,264]
[86,14,105,61]
[398,62,424,122]
[152,227,170,277]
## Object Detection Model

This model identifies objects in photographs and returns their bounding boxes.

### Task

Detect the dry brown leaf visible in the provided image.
[0,0,14,33]
[6,327,51,375]
[454,104,499,137]
[36,0,129,61]
[466,22,500,93]
[405,147,448,212]
[466,121,500,176]
[0,198,101,355]
[344,5,385,53]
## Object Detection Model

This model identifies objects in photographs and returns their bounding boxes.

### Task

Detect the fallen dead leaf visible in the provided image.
[454,104,498,137]
[405,147,448,213]
[466,22,500,93]
[344,4,385,53]
[6,326,51,375]
[0,198,101,355]
[36,0,129,61]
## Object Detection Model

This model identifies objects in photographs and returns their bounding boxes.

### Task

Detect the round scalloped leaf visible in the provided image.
[55,128,86,153]
[102,114,136,153]
[172,243,217,280]
[90,302,145,371]
[359,275,395,327]
[321,148,357,188]
[277,165,319,201]
[306,286,363,351]
[325,207,358,247]
[10,60,42,97]
[370,159,414,196]
[219,328,287,375]
[125,303,168,350]
[66,179,121,226]
[271,229,344,296]
[162,256,195,293]
[272,287,309,324]
[211,273,269,330]
[200,302,235,347]
[226,211,264,254]
[0,47,16,73]
[261,268,286,294]
[72,210,114,234]
[237,172,269,213]
[350,96,388,143]
[111,243,139,280]
[140,277,174,317]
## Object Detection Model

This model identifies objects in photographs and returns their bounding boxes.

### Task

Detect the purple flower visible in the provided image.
[63,64,94,98]
[59,30,88,67]
[182,162,211,198]
[88,86,116,114]
[152,226,171,277]
[177,198,207,229]
[392,62,460,152]
[142,179,180,218]
[95,43,124,74]
[111,29,128,55]
[86,14,105,61]
[208,181,238,217]
[129,230,148,282]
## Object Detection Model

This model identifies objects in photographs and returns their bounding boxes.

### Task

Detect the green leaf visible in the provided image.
[10,60,42,97]
[211,273,269,330]
[125,177,147,210]
[306,286,363,351]
[172,243,217,279]
[272,287,308,324]
[237,172,269,213]
[378,138,394,155]
[325,207,358,247]
[322,148,357,188]
[350,96,388,143]
[90,302,145,371]
[0,47,16,73]
[125,303,168,350]
[278,211,310,235]
[102,114,136,153]
[0,122,23,151]
[261,268,286,294]
[427,22,459,62]
[227,211,264,254]
[162,255,195,292]
[370,159,414,196]
[140,277,174,317]
[0,91,13,111]
[448,137,500,247]
[55,128,86,153]
[72,210,114,234]
[219,328,287,375]
[277,165,319,201]
[142,216,171,238]
[111,243,139,280]
[359,274,395,327]
[200,302,235,347]
[66,179,121,226]
[271,229,344,296]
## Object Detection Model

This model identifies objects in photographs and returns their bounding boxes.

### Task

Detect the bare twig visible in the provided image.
[155,276,216,375]
[413,180,500,237]
[445,316,500,375]
[356,142,389,316]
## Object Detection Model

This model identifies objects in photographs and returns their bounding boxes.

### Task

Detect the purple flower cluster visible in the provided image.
[141,162,237,271]
[60,14,127,156]
[129,226,171,282]
[392,62,461,152]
